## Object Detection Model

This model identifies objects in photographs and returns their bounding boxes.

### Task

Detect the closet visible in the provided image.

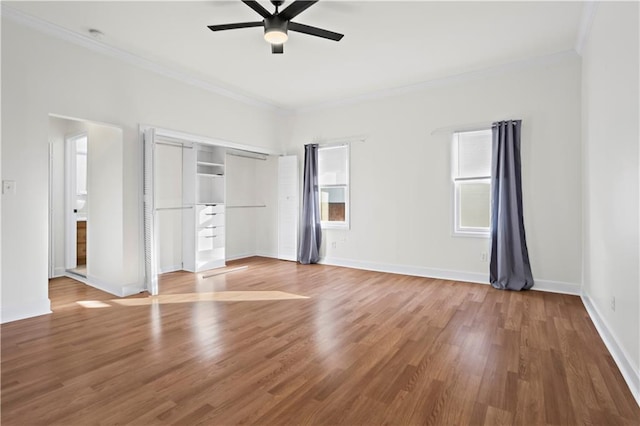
[143,127,279,295]
[151,138,227,274]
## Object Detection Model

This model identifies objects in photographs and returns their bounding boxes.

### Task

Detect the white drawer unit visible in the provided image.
[195,223,225,271]
[197,204,225,227]
[197,227,225,251]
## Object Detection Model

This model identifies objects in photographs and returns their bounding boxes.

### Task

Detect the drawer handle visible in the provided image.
[206,213,218,216]
[204,235,217,238]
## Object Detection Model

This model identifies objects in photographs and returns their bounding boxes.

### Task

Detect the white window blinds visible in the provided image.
[455,130,492,178]
[318,145,348,186]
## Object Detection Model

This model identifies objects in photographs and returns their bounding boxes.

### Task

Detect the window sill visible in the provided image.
[321,222,349,230]
[452,230,490,239]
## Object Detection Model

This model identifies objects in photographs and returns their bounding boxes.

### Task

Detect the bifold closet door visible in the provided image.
[155,142,184,274]
[143,128,159,295]
[278,155,298,261]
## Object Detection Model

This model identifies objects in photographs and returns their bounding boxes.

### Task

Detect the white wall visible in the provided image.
[225,153,278,260]
[225,154,259,260]
[48,117,67,277]
[581,2,639,398]
[1,18,282,322]
[86,123,125,286]
[287,56,583,291]
[255,155,279,258]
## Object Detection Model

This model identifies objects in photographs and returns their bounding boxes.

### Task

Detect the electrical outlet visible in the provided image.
[610,296,616,312]
[480,252,488,262]
[2,180,16,195]
[331,241,337,249]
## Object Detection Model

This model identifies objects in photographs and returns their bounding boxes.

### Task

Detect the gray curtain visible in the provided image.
[298,144,322,264]
[490,120,534,290]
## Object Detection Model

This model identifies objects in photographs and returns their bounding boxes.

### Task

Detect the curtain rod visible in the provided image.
[430,120,520,136]
[311,134,367,147]
[492,120,520,127]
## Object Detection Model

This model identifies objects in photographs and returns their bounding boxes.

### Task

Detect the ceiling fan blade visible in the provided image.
[279,1,318,21]
[289,22,343,41]
[271,44,284,54]
[241,1,272,19]
[207,21,264,32]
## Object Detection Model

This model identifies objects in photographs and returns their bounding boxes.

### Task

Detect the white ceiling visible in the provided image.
[6,1,585,110]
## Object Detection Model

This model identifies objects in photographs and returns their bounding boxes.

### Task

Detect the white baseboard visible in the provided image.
[226,252,258,262]
[581,292,640,406]
[121,281,147,297]
[531,279,581,295]
[1,298,52,323]
[318,256,581,295]
[66,273,145,297]
[319,256,487,284]
[227,252,278,262]
[159,264,182,274]
[255,251,278,259]
[51,267,66,278]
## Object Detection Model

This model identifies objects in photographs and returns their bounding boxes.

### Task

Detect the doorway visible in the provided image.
[48,115,124,291]
[65,133,88,277]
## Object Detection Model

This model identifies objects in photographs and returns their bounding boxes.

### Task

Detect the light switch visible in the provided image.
[2,180,16,194]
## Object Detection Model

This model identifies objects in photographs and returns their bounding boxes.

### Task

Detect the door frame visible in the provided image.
[64,132,87,271]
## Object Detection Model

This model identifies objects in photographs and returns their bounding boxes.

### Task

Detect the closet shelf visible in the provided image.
[197,161,224,167]
[197,173,224,177]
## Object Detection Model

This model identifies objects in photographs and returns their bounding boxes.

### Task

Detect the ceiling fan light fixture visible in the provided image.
[264,29,288,44]
[208,1,344,54]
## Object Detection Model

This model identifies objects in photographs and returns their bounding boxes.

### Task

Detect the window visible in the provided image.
[318,144,349,228]
[69,134,88,219]
[75,136,88,196]
[452,129,491,237]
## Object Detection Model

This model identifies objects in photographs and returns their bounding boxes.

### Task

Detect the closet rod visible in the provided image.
[155,206,194,211]
[155,141,193,149]
[227,151,267,161]
[227,205,267,209]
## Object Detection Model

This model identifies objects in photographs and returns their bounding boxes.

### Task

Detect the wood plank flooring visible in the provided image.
[2,257,638,425]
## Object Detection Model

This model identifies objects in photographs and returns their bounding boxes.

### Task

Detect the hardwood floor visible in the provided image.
[2,257,638,425]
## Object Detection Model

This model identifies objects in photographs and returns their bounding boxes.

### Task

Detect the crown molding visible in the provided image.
[295,49,580,113]
[575,1,599,56]
[0,4,291,114]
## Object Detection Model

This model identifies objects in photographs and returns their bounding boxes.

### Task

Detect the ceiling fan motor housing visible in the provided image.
[264,15,289,39]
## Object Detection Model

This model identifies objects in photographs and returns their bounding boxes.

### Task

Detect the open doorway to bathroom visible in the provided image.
[48,115,123,285]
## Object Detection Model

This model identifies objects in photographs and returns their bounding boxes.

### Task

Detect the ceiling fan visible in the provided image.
[207,0,344,54]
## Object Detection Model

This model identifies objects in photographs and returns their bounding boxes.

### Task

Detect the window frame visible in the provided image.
[317,143,350,230]
[451,130,491,238]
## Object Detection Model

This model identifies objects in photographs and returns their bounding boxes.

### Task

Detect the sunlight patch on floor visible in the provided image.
[110,291,309,306]
[76,300,111,308]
